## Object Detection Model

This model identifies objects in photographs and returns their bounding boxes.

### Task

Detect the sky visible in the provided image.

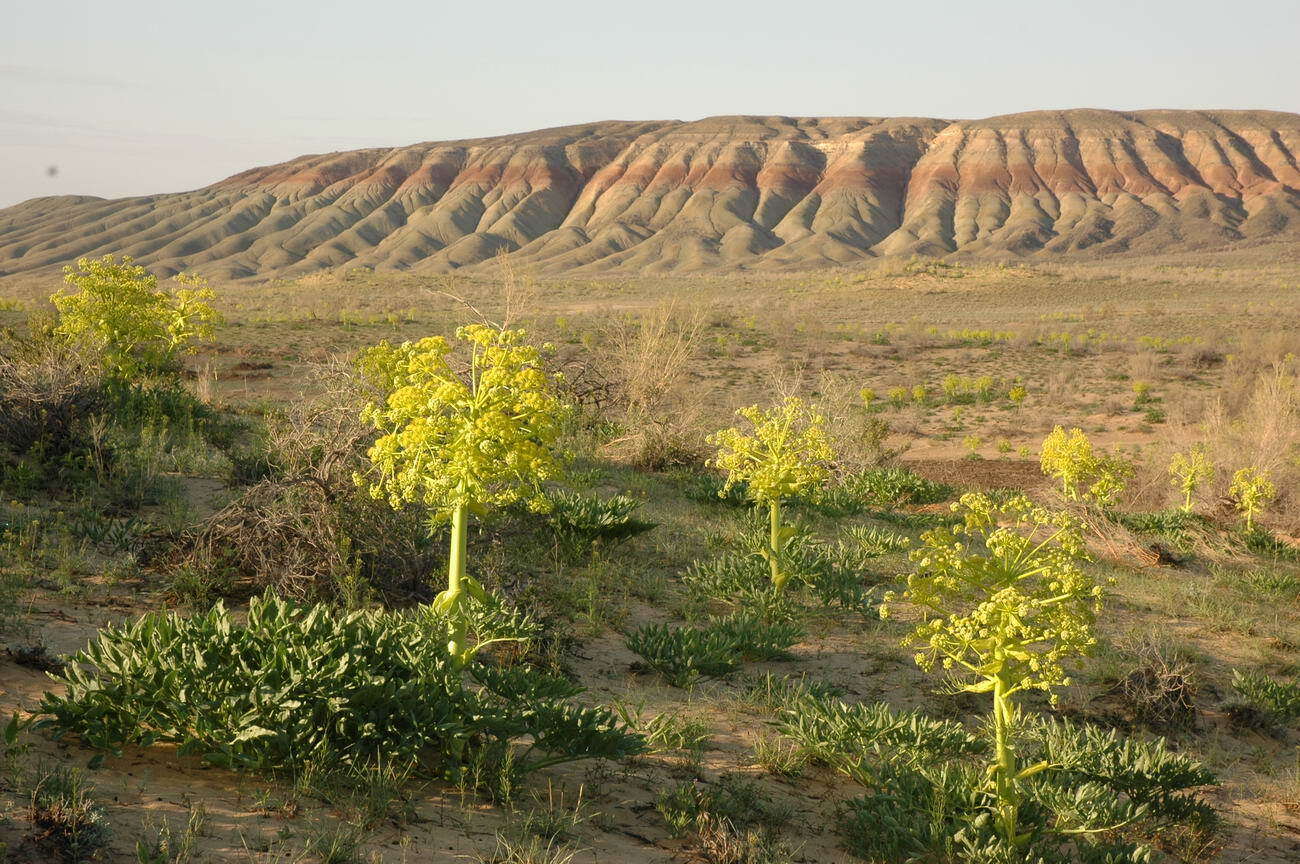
[3,0,1298,208]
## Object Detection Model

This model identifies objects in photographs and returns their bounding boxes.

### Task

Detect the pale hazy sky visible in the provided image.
[3,0,1297,208]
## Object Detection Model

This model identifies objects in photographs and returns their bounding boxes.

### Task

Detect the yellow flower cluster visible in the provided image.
[1168,445,1215,512]
[707,397,834,505]
[52,255,219,378]
[1038,426,1131,507]
[882,493,1102,701]
[356,324,571,520]
[1229,466,1276,532]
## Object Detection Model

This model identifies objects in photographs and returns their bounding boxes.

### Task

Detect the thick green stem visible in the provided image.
[769,498,785,592]
[992,672,1019,848]
[446,501,469,662]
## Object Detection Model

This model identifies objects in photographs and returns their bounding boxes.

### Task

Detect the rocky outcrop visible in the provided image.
[2,110,1297,278]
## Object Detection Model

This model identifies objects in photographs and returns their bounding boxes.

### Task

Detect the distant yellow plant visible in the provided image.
[356,324,570,663]
[1229,467,1276,533]
[52,255,218,377]
[709,397,834,592]
[1168,445,1214,513]
[1039,426,1132,507]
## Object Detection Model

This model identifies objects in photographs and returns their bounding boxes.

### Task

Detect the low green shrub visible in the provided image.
[680,470,751,508]
[1242,527,1300,561]
[735,672,845,714]
[685,528,880,615]
[842,524,911,555]
[545,490,656,556]
[1227,566,1300,599]
[40,592,642,778]
[1230,669,1300,727]
[656,773,791,839]
[682,551,770,601]
[711,610,803,661]
[810,468,954,517]
[626,621,743,687]
[778,697,1217,863]
[627,606,804,688]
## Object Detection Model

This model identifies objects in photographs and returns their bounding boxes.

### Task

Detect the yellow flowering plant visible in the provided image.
[1039,426,1131,507]
[707,397,834,593]
[52,255,219,378]
[881,493,1103,849]
[1168,445,1214,513]
[1229,466,1275,533]
[356,324,571,664]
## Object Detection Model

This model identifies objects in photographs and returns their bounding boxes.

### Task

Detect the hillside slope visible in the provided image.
[2,110,1298,278]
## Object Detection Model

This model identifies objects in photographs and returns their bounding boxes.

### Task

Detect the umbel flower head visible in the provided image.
[882,493,1104,701]
[708,396,834,505]
[355,324,571,522]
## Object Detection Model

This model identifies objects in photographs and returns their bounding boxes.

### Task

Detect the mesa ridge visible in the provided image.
[2,109,1297,278]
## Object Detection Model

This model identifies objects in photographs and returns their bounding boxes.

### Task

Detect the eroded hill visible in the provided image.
[2,109,1298,278]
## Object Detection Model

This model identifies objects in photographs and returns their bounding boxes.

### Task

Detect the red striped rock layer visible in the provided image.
[2,110,1297,278]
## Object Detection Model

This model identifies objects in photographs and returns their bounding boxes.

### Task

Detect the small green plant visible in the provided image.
[1169,445,1215,512]
[962,434,982,458]
[656,774,792,842]
[1230,669,1300,726]
[135,799,207,864]
[752,735,807,777]
[734,672,845,714]
[545,490,656,556]
[52,255,218,378]
[708,397,833,593]
[1131,380,1152,406]
[356,324,571,665]
[813,467,952,515]
[28,764,112,862]
[478,831,578,864]
[1229,466,1276,533]
[881,493,1102,850]
[941,374,965,402]
[627,622,741,687]
[638,711,712,757]
[1039,426,1132,506]
[711,609,803,661]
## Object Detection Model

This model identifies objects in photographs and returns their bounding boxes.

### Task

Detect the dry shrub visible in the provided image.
[597,301,708,469]
[1128,351,1161,382]
[693,813,792,864]
[178,359,436,601]
[1202,358,1299,526]
[816,371,910,469]
[0,332,104,459]
[1113,635,1200,731]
